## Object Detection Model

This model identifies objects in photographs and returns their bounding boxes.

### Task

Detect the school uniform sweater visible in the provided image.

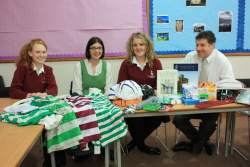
[9,64,58,99]
[117,58,163,89]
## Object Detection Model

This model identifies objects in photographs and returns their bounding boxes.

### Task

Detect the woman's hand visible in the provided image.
[26,92,48,98]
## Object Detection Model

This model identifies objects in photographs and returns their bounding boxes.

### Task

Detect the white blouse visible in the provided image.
[182,49,235,83]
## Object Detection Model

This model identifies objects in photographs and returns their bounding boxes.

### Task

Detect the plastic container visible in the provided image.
[181,97,200,105]
[142,102,162,111]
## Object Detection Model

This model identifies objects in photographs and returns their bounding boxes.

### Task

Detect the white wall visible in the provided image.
[1,56,250,95]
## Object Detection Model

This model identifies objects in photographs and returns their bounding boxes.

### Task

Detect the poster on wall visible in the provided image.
[193,23,205,32]
[157,32,169,42]
[175,20,184,32]
[157,15,169,24]
[191,0,201,5]
[186,0,206,6]
[218,11,233,32]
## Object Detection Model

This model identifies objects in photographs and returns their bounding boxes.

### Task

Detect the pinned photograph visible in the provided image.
[219,11,232,32]
[193,23,205,32]
[157,15,169,24]
[175,20,184,32]
[157,32,169,42]
[186,0,206,6]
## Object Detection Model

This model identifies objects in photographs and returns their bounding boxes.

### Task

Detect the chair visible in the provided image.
[233,78,250,160]
[0,75,10,97]
[69,81,80,96]
[237,79,250,88]
[69,81,73,95]
[120,129,129,155]
[174,113,222,155]
[156,122,169,151]
[0,75,5,88]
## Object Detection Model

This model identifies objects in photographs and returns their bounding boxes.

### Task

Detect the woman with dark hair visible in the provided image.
[72,37,113,95]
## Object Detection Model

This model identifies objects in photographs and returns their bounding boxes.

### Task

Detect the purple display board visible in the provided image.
[0,0,147,60]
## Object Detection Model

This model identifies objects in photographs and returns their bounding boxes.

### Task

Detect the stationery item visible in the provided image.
[182,97,200,105]
[142,102,162,112]
[135,96,157,109]
[158,104,173,112]
[208,86,217,101]
[182,83,198,99]
[157,69,178,97]
[174,63,199,93]
[123,105,136,116]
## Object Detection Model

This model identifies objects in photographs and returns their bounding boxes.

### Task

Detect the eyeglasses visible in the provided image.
[89,47,103,51]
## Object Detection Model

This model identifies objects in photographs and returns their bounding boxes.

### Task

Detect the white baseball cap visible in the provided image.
[109,80,143,100]
[215,79,247,90]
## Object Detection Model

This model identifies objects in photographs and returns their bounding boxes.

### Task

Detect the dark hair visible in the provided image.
[195,30,216,44]
[85,37,105,59]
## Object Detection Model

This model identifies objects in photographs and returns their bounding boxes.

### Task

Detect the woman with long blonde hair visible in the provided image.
[117,32,169,155]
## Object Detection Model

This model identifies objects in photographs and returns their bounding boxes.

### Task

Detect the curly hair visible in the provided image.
[126,32,156,68]
[16,38,47,70]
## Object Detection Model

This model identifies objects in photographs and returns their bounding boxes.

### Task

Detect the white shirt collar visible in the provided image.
[33,63,44,76]
[86,59,101,66]
[132,57,147,70]
[201,49,215,64]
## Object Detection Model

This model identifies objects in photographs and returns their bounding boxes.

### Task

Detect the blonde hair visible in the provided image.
[16,38,47,70]
[126,32,156,68]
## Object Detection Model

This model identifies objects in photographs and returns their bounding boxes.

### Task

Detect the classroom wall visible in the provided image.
[1,56,250,95]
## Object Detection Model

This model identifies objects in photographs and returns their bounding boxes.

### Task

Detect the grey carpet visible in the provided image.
[20,115,250,167]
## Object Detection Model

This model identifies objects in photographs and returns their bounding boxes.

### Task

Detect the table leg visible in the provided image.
[248,116,250,146]
[224,112,231,157]
[230,112,249,160]
[50,152,56,167]
[114,141,117,165]
[105,145,110,167]
[230,112,236,155]
[113,140,121,167]
[116,140,121,167]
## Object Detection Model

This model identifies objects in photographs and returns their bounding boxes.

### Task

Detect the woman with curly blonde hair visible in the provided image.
[125,32,156,69]
[117,32,169,155]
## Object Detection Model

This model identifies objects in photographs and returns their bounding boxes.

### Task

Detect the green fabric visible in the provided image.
[0,96,71,126]
[30,96,60,107]
[0,109,55,126]
[47,127,82,146]
[0,96,83,153]
[89,93,128,148]
[80,60,106,95]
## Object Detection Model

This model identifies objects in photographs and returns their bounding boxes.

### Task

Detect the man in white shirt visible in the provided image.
[172,31,235,155]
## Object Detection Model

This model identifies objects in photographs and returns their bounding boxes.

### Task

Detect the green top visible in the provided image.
[80,60,106,95]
